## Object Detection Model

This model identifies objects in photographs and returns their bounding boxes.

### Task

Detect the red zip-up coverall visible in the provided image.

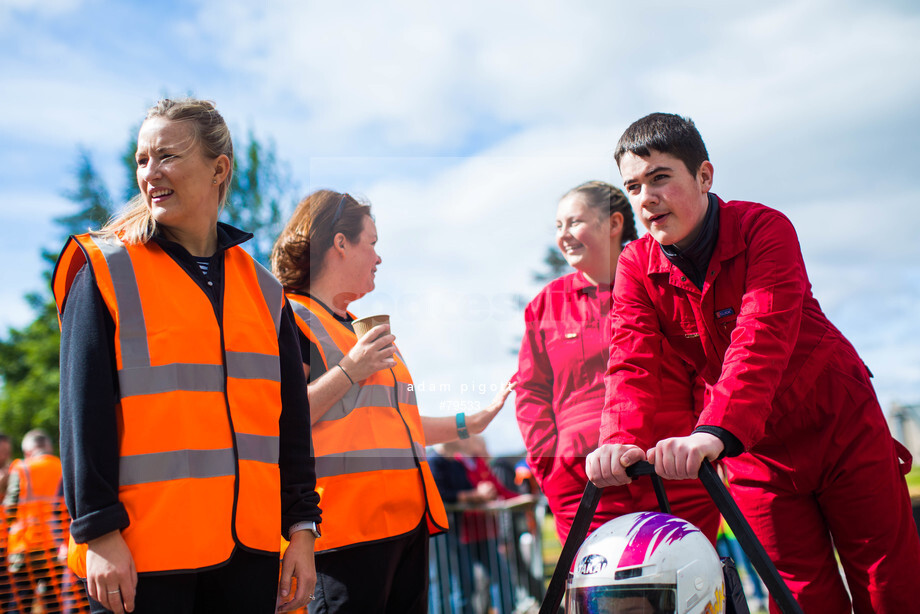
[602,196,920,613]
[516,271,718,543]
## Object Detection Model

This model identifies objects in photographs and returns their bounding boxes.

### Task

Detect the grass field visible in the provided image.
[906,466,920,498]
[541,514,562,584]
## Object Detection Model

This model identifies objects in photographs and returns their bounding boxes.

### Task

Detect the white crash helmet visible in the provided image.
[566,512,724,614]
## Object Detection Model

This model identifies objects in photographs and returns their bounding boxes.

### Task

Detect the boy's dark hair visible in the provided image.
[614,113,709,176]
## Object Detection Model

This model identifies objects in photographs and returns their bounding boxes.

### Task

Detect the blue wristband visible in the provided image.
[456,412,470,439]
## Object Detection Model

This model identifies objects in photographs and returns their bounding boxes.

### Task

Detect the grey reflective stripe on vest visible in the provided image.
[92,236,150,369]
[289,300,352,421]
[318,382,417,423]
[118,351,280,397]
[252,260,283,337]
[315,447,422,478]
[226,351,281,382]
[119,448,236,486]
[289,301,346,366]
[119,363,225,397]
[236,433,280,464]
[118,437,278,487]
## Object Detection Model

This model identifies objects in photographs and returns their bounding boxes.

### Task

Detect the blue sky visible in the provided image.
[2,0,919,454]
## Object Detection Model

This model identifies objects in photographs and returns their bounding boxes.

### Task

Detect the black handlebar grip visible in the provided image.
[624,460,656,478]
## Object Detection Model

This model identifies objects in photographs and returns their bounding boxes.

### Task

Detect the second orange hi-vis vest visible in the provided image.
[288,294,447,552]
[6,454,64,555]
[52,233,285,575]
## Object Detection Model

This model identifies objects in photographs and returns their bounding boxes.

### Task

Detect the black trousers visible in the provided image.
[309,523,429,614]
[86,548,278,614]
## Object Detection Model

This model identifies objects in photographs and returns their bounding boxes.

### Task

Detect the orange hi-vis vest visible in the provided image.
[53,233,285,575]
[7,454,64,555]
[288,294,447,552]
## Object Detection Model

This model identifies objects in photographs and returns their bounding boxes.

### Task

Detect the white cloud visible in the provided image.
[0,190,72,329]
[641,4,920,161]
[0,0,84,25]
[188,1,645,153]
[0,77,145,148]
[0,190,77,222]
[302,129,621,453]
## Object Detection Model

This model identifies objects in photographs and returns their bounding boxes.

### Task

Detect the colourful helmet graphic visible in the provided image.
[566,512,724,614]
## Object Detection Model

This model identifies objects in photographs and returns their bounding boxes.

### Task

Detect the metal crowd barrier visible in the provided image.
[0,494,546,613]
[1,497,91,613]
[429,494,544,614]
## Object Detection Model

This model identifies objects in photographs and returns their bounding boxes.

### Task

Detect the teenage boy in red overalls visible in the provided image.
[586,112,920,613]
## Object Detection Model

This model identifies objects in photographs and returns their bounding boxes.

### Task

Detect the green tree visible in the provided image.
[532,246,570,283]
[0,296,63,445]
[222,132,293,267]
[508,246,572,355]
[119,132,139,204]
[0,131,294,448]
[56,148,115,234]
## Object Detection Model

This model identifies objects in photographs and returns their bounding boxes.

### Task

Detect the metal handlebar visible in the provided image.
[539,459,803,614]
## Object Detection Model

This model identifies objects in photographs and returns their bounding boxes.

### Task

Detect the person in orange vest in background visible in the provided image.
[4,429,64,613]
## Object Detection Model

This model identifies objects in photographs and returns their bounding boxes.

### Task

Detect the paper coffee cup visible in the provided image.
[352,314,390,339]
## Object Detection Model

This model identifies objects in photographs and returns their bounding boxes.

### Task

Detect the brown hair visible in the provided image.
[271,190,372,292]
[562,180,638,245]
[614,112,709,176]
[96,98,234,243]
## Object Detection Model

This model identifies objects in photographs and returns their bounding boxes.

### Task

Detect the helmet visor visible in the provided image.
[567,584,676,614]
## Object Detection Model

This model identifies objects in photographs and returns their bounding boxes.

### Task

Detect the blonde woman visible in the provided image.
[54,98,320,613]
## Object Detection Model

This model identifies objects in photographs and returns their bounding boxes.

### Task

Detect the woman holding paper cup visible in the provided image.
[271,189,514,613]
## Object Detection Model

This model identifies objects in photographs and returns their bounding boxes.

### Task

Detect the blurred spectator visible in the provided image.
[430,436,517,614]
[487,456,519,496]
[488,455,544,607]
[513,458,539,495]
[4,428,64,613]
